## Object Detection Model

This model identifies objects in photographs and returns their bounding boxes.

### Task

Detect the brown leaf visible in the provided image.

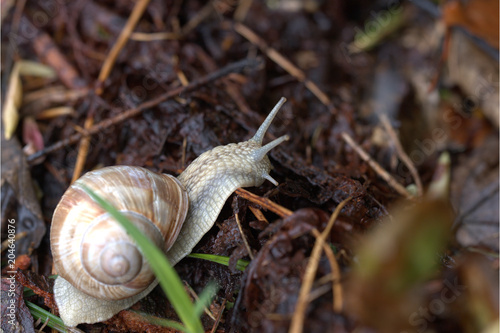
[1,135,46,255]
[451,133,499,252]
[16,270,55,311]
[2,62,22,140]
[1,276,36,333]
[234,208,351,332]
[442,0,499,49]
[452,253,499,332]
[344,198,454,332]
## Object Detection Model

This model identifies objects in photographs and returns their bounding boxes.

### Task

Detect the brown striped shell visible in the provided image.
[50,166,188,301]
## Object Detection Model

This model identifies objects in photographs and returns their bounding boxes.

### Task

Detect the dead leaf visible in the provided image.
[442,0,499,49]
[2,60,56,139]
[22,117,44,155]
[3,62,23,139]
[1,276,36,333]
[451,133,499,252]
[344,153,454,332]
[1,134,46,255]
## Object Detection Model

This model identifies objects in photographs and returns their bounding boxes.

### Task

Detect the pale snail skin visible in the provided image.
[50,97,289,326]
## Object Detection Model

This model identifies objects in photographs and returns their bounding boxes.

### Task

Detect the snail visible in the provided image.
[50,97,289,326]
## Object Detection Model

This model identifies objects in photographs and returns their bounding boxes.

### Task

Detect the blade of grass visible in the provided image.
[81,185,203,333]
[187,253,249,271]
[23,287,35,298]
[25,301,67,333]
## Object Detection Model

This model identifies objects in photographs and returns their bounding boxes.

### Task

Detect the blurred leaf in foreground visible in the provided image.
[451,253,499,333]
[345,152,455,332]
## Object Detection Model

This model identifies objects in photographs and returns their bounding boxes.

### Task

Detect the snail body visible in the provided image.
[51,98,289,326]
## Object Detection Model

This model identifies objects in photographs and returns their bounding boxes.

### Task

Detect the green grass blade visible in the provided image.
[81,185,203,333]
[25,301,67,333]
[187,253,249,271]
[23,287,35,298]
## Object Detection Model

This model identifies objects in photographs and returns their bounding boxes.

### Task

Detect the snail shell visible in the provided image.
[51,97,289,326]
[50,166,188,300]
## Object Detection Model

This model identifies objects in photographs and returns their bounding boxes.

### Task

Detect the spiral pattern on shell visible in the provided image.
[50,166,188,300]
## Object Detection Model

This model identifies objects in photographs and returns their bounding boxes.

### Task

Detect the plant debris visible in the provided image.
[1,1,498,332]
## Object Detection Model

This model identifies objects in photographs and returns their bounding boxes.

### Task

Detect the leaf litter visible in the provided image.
[1,1,498,332]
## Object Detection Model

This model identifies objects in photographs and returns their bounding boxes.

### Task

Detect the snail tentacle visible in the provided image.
[251,97,287,144]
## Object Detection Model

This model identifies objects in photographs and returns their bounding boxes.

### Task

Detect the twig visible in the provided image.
[96,0,151,91]
[379,114,423,197]
[71,116,94,183]
[248,206,269,224]
[32,31,85,89]
[37,316,50,332]
[235,213,255,260]
[181,1,216,36]
[310,229,343,313]
[43,161,67,186]
[23,86,88,110]
[341,132,414,199]
[35,107,76,120]
[305,275,332,302]
[27,58,261,164]
[210,299,227,333]
[235,188,293,217]
[184,282,216,320]
[130,31,181,41]
[191,45,254,116]
[234,22,330,106]
[289,197,352,333]
[234,0,254,22]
